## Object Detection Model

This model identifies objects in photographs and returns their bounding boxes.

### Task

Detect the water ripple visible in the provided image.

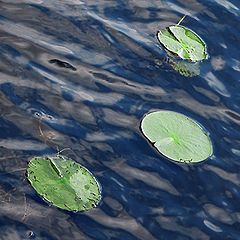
[0,0,239,239]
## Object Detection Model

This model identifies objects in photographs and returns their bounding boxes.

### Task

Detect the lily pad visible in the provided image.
[157,25,208,62]
[27,155,101,212]
[141,111,213,163]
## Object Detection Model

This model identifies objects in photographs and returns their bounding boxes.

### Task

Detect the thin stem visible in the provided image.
[177,15,186,25]
[57,148,71,156]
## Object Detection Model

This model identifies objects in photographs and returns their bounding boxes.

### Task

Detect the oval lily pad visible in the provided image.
[27,155,101,212]
[157,25,208,62]
[141,111,213,163]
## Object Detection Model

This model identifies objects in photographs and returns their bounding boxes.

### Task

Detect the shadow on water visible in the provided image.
[0,0,240,239]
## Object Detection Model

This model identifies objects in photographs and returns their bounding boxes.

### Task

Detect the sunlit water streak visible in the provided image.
[0,0,239,239]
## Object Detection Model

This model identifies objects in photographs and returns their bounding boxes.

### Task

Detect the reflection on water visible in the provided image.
[0,0,239,239]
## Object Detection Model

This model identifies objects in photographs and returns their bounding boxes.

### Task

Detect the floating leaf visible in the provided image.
[27,155,101,212]
[141,111,213,163]
[157,25,208,62]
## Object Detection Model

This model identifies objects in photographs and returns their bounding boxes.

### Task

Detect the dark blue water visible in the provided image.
[0,1,240,239]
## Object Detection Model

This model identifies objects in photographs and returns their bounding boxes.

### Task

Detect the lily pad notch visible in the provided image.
[157,16,208,62]
[27,155,101,212]
[141,110,213,163]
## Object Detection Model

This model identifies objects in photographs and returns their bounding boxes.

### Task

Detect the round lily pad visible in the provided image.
[141,111,213,163]
[27,155,101,212]
[157,25,208,62]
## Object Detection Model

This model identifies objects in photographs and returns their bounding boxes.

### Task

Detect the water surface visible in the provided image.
[0,0,240,239]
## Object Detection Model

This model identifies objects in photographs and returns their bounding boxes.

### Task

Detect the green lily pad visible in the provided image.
[141,111,213,163]
[157,25,208,62]
[27,155,101,212]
